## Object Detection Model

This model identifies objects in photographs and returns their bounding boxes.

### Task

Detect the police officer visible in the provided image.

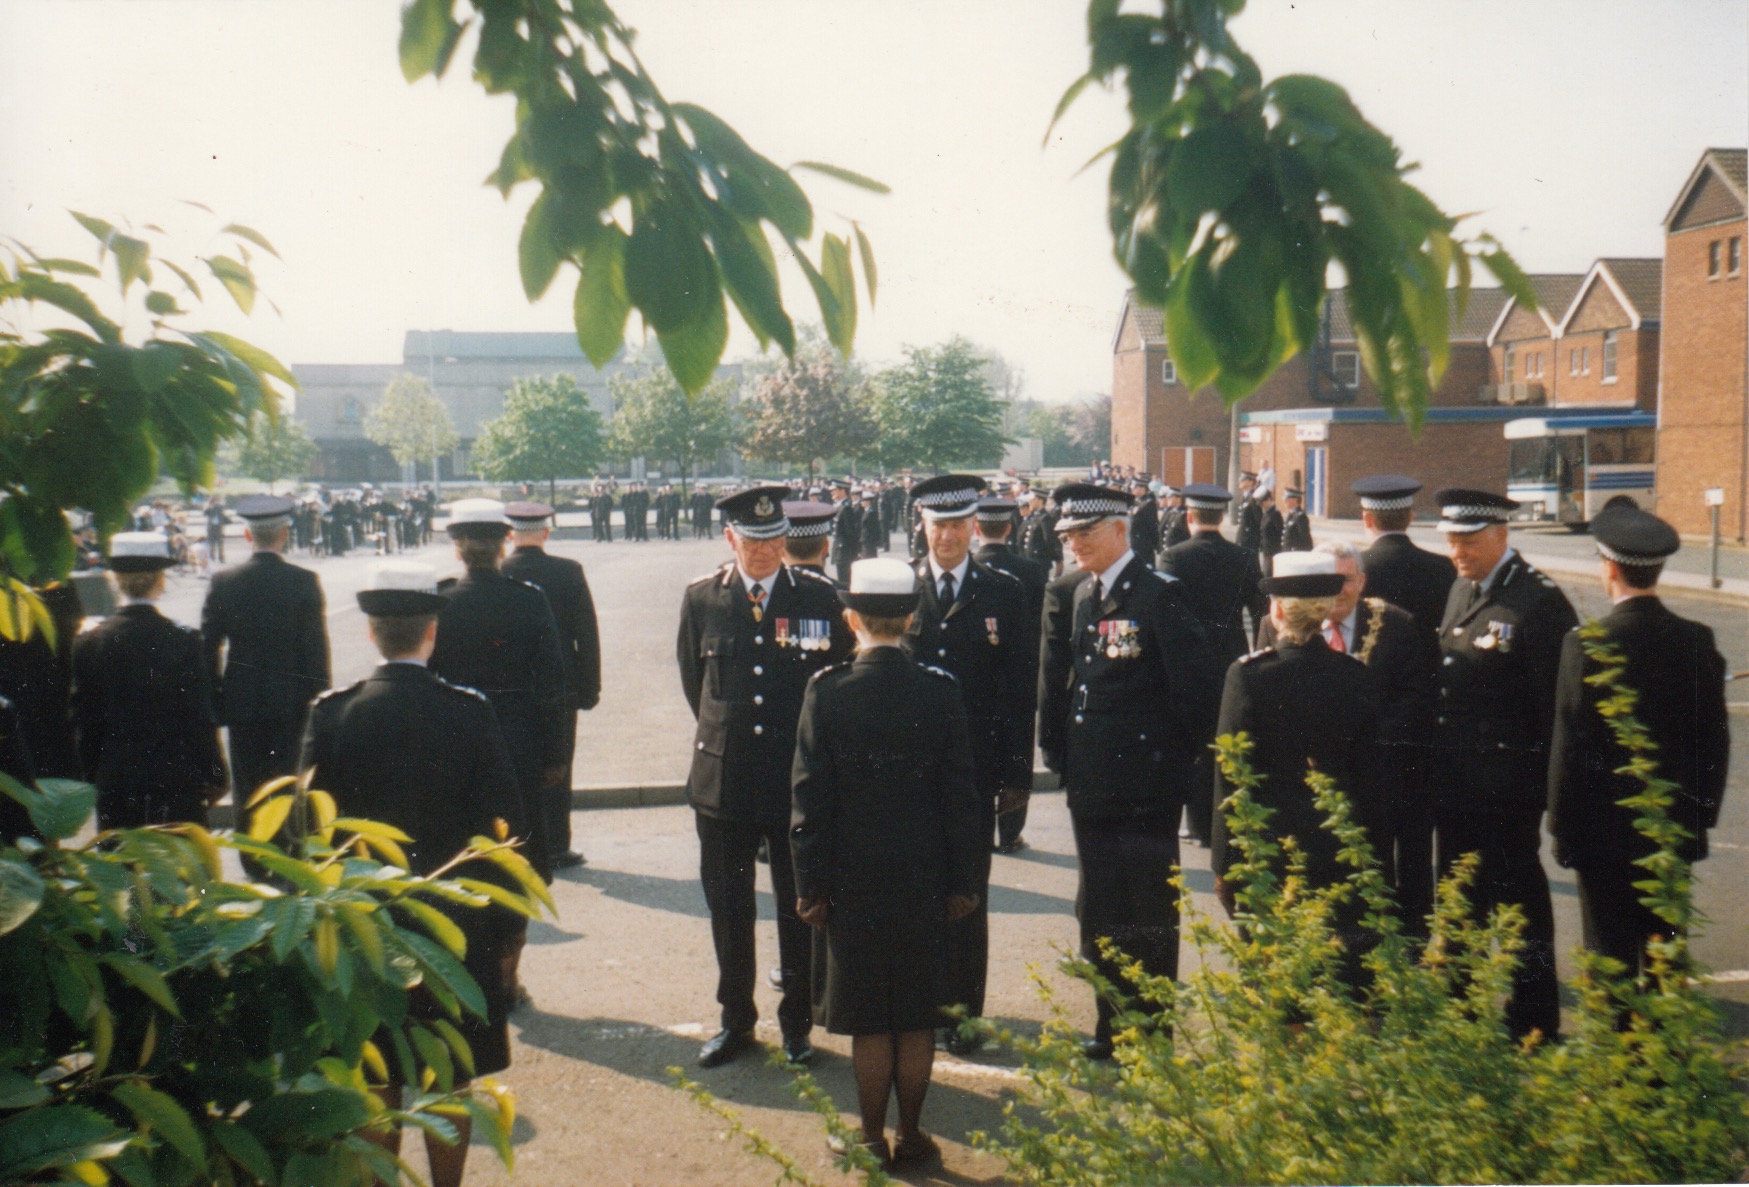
[590,482,615,543]
[1258,490,1284,568]
[502,502,603,870]
[973,495,1047,855]
[829,481,861,585]
[1352,475,1457,643]
[1547,506,1730,977]
[72,533,228,828]
[1430,489,1577,1040]
[201,495,331,804]
[1158,484,1267,844]
[677,486,853,1068]
[429,499,568,886]
[1128,479,1159,560]
[1158,487,1190,554]
[859,487,886,558]
[1020,488,1062,576]
[1280,488,1313,552]
[906,476,1035,1052]
[1234,473,1263,556]
[1039,484,1218,1059]
[782,500,839,581]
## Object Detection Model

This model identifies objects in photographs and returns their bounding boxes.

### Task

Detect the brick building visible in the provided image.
[1486,273,1584,404]
[1655,148,1748,537]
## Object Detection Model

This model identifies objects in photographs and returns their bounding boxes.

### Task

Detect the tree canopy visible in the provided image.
[607,364,741,486]
[870,337,1011,473]
[742,347,876,479]
[470,373,606,501]
[224,411,318,492]
[364,373,459,476]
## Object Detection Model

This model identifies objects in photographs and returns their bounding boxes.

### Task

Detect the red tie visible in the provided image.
[1328,622,1346,653]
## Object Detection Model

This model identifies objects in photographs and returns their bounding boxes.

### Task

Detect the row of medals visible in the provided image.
[779,619,833,651]
[1100,619,1142,659]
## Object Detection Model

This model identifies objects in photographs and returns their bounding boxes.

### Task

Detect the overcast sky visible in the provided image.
[1,0,1744,405]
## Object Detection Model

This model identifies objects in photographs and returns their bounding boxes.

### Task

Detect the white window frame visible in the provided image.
[1731,236,1743,276]
[1709,240,1722,277]
[1581,346,1590,376]
[1602,331,1618,383]
[1331,350,1360,388]
[1503,345,1516,382]
[1161,356,1178,385]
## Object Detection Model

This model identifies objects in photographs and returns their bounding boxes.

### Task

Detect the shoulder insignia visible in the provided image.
[689,564,732,588]
[433,675,491,702]
[1239,646,1275,664]
[921,663,959,682]
[809,660,852,683]
[790,565,835,586]
[313,680,364,704]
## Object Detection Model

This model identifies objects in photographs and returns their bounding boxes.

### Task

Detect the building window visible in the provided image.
[340,397,360,425]
[1568,349,1578,376]
[1602,331,1618,382]
[1731,237,1743,275]
[1503,345,1516,382]
[1161,356,1177,385]
[1331,351,1360,388]
[1581,346,1590,375]
[1710,240,1722,277]
[1530,351,1542,378]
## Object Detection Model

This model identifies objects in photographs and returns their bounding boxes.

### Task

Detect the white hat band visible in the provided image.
[1359,495,1415,511]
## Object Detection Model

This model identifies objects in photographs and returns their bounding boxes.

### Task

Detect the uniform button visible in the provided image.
[938,648,947,657]
[697,740,705,750]
[754,724,764,736]
[1075,714,1084,724]
[1437,716,1447,726]
[754,695,764,705]
[754,635,764,645]
[753,665,763,675]
[1443,656,1454,665]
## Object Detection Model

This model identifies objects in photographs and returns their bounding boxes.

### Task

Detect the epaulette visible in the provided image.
[432,675,491,702]
[809,660,852,683]
[313,679,364,705]
[982,565,1022,587]
[1238,646,1275,665]
[790,565,836,587]
[920,663,959,683]
[689,562,734,588]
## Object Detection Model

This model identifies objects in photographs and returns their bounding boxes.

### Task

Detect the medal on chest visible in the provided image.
[1474,620,1514,653]
[985,616,1000,646]
[1100,619,1141,659]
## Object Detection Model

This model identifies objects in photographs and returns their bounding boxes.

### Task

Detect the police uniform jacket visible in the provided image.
[1128,498,1160,560]
[905,558,1036,793]
[1160,507,1191,553]
[832,501,861,565]
[1547,596,1729,865]
[1260,506,1284,560]
[71,604,227,827]
[1236,498,1263,552]
[860,503,885,556]
[677,563,852,828]
[1020,509,1060,568]
[0,582,83,777]
[1211,636,1385,883]
[1282,508,1313,552]
[503,546,603,710]
[974,542,1047,642]
[1159,532,1268,667]
[1036,567,1091,774]
[1361,533,1457,639]
[1046,556,1219,822]
[1432,552,1577,823]
[201,551,330,726]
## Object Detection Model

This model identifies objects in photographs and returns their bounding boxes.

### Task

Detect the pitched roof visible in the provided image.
[1598,258,1662,322]
[1663,147,1748,229]
[1485,273,1585,345]
[1712,147,1747,194]
[1127,295,1165,346]
[1120,285,1505,351]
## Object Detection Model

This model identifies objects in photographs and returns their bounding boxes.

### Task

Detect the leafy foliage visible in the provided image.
[608,364,742,485]
[221,411,318,491]
[471,373,607,502]
[0,216,293,598]
[399,0,882,391]
[869,338,1012,472]
[0,774,548,1186]
[1006,396,1111,469]
[1059,0,1535,423]
[364,373,460,473]
[742,347,877,479]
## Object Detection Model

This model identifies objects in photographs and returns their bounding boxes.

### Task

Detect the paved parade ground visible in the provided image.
[150,525,1749,1185]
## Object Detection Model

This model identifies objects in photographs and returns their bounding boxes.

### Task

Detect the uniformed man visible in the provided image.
[205,496,227,565]
[859,487,886,558]
[677,486,853,1068]
[1020,488,1062,576]
[782,499,838,581]
[502,502,603,870]
[1430,488,1577,1040]
[1039,483,1218,1059]
[590,481,614,542]
[300,560,528,1186]
[201,495,331,805]
[1158,487,1190,555]
[1352,475,1457,643]
[829,481,861,586]
[429,498,568,887]
[1158,484,1267,844]
[1128,479,1160,561]
[1234,473,1263,556]
[905,475,1036,1051]
[1258,490,1284,568]
[1547,506,1730,977]
[973,495,1047,855]
[1280,488,1313,552]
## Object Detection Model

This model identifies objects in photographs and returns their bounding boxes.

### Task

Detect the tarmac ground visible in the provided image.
[144,518,1749,1185]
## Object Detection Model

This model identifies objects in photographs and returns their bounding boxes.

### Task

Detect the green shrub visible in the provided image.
[0,776,551,1186]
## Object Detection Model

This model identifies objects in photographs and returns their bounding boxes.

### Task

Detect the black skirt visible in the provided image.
[812,905,951,1035]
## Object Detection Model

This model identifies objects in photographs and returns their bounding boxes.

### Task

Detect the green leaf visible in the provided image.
[161,260,202,299]
[789,161,891,195]
[130,343,180,393]
[101,956,180,1017]
[711,215,793,355]
[395,898,467,957]
[0,1070,49,1110]
[221,223,281,260]
[111,233,151,294]
[794,251,848,357]
[675,104,812,240]
[411,1026,456,1091]
[247,794,294,844]
[0,1105,131,1180]
[28,778,97,841]
[195,329,298,388]
[853,223,878,308]
[143,290,179,317]
[1481,249,1537,312]
[399,0,464,83]
[1044,72,1093,145]
[10,273,122,342]
[203,255,255,315]
[518,189,564,302]
[572,224,631,367]
[31,258,101,277]
[70,211,116,250]
[624,208,714,332]
[1166,121,1255,216]
[238,1088,369,1144]
[655,281,729,395]
[267,894,319,961]
[111,1081,205,1165]
[211,1121,274,1184]
[1163,254,1220,393]
[819,233,857,348]
[393,930,487,1021]
[0,856,44,936]
[429,1018,476,1077]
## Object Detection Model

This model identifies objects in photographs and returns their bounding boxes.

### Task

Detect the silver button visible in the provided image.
[1443,656,1454,665]
[754,724,764,736]
[1075,714,1084,724]
[754,695,764,705]
[753,665,763,675]
[938,648,947,657]
[697,740,705,750]
[754,635,764,645]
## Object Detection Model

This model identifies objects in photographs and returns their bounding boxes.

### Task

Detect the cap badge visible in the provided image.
[755,495,774,517]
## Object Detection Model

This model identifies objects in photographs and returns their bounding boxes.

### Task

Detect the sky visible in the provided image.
[1,0,1745,406]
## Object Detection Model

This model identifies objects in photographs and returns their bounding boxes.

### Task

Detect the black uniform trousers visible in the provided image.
[1436,812,1560,1039]
[545,700,579,855]
[997,795,1027,849]
[1072,812,1180,1042]
[1575,860,1671,979]
[945,794,997,1017]
[227,717,305,804]
[696,811,813,1039]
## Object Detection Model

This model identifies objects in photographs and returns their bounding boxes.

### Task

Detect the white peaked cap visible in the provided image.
[108,531,171,559]
[448,498,508,525]
[1271,551,1339,578]
[366,560,440,593]
[849,557,916,595]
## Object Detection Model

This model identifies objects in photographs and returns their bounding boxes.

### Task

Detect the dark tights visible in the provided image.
[851,1029,934,1143]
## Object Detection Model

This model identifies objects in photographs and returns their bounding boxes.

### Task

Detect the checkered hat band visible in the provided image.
[1060,497,1129,518]
[1440,504,1507,523]
[787,521,832,538]
[1359,496,1415,511]
[1596,540,1664,567]
[734,518,789,540]
[914,490,978,508]
[975,510,1015,522]
[919,504,976,520]
[1184,496,1227,510]
[246,513,294,529]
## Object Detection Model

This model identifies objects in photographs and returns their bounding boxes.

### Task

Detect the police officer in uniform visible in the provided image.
[429,499,568,885]
[905,476,1035,1052]
[1430,489,1576,1040]
[1020,489,1062,576]
[1351,475,1456,643]
[859,487,886,557]
[502,502,602,870]
[782,500,839,581]
[830,481,861,586]
[1039,484,1218,1059]
[973,495,1047,854]
[200,496,331,804]
[1127,479,1159,560]
[678,486,853,1068]
[1547,506,1730,977]
[1158,487,1191,554]
[1234,473,1263,556]
[1158,484,1267,843]
[591,482,615,542]
[1258,490,1284,568]
[1280,488,1313,552]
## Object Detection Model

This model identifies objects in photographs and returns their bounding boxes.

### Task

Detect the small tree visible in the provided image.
[608,365,741,489]
[1067,394,1112,467]
[870,337,1011,472]
[471,374,606,503]
[743,349,876,480]
[364,374,458,489]
[225,412,318,492]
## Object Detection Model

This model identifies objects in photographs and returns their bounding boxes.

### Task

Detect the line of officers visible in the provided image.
[678,471,1729,1069]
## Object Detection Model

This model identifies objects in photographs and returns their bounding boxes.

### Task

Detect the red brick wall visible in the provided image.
[1112,306,1149,470]
[1658,215,1749,536]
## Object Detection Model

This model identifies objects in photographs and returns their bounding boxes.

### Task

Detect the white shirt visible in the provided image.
[1090,550,1137,601]
[387,657,428,668]
[736,565,776,603]
[926,555,971,599]
[1478,547,1517,594]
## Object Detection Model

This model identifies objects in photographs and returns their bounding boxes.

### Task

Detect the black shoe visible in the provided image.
[697,1028,755,1068]
[994,838,1027,855]
[1082,1037,1114,1061]
[781,1035,814,1066]
[767,967,784,991]
[552,850,586,870]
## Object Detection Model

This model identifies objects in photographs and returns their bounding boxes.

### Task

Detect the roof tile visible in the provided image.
[1597,258,1662,321]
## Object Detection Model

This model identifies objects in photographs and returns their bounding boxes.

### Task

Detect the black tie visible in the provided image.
[939,571,956,605]
[1091,576,1104,606]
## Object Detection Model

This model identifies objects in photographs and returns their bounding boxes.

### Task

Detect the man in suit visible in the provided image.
[905,476,1036,1052]
[677,486,854,1068]
[973,496,1047,855]
[1353,475,1457,642]
[1280,488,1313,552]
[1158,484,1267,844]
[1547,506,1730,977]
[201,496,331,806]
[429,499,568,887]
[1430,489,1577,1041]
[1038,484,1219,1059]
[782,499,838,581]
[502,502,603,870]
